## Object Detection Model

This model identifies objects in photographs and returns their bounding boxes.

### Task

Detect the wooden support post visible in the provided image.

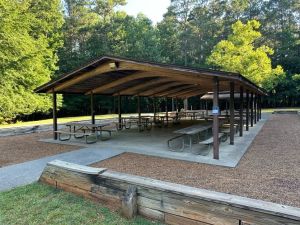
[153,97,156,123]
[91,92,95,124]
[254,94,257,124]
[165,98,169,126]
[259,96,262,120]
[171,98,175,112]
[257,95,260,122]
[229,82,235,145]
[53,92,58,140]
[250,93,254,127]
[137,96,141,131]
[246,90,249,131]
[239,86,244,137]
[118,94,122,130]
[213,78,219,160]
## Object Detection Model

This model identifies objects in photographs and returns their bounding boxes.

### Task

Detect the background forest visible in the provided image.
[0,0,299,123]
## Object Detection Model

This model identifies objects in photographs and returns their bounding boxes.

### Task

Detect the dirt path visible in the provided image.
[0,132,80,167]
[92,114,300,208]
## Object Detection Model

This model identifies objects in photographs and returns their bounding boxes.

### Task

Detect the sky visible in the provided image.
[118,0,171,24]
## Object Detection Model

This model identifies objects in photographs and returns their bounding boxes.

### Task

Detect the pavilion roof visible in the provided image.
[35,56,266,98]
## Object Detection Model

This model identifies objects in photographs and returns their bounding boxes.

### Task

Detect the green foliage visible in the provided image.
[0,0,63,123]
[207,20,285,90]
[0,183,162,225]
[1,0,300,123]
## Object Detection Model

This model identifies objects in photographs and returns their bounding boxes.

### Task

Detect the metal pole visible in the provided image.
[213,77,219,160]
[246,90,249,131]
[239,86,244,137]
[52,92,58,140]
[91,92,95,124]
[229,82,235,145]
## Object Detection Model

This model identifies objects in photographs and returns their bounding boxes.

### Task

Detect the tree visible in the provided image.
[0,0,63,123]
[207,20,284,91]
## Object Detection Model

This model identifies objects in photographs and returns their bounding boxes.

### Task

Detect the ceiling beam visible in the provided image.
[113,78,174,96]
[86,72,162,95]
[177,90,207,99]
[153,85,195,97]
[139,82,185,96]
[49,62,115,93]
[169,88,203,98]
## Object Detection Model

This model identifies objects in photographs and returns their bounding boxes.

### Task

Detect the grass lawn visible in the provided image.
[0,183,163,225]
[0,114,118,129]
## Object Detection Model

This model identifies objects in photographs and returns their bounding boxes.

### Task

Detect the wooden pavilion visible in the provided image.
[35,56,266,160]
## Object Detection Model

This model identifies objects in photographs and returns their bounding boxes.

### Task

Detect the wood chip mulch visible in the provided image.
[0,132,80,168]
[92,114,300,208]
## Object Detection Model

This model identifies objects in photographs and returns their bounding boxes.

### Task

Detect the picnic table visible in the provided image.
[119,116,152,131]
[155,114,180,127]
[168,123,212,151]
[182,111,205,120]
[62,122,113,142]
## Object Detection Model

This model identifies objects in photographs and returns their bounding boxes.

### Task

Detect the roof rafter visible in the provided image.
[153,85,196,97]
[139,82,186,97]
[113,78,174,96]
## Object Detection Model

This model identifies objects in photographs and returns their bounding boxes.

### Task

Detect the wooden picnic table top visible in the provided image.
[174,123,212,135]
[65,122,111,128]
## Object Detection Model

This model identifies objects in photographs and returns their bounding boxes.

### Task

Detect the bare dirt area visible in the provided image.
[0,132,80,168]
[92,114,300,208]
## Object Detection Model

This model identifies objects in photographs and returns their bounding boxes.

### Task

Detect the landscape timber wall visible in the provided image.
[39,160,300,225]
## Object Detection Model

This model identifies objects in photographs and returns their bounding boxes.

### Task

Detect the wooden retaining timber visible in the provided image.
[39,160,300,225]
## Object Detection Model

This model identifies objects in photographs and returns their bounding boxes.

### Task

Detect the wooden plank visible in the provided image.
[177,90,207,99]
[137,188,299,225]
[138,206,165,221]
[115,78,172,96]
[165,213,212,225]
[137,196,238,225]
[51,62,114,92]
[40,165,96,191]
[155,85,195,97]
[47,160,106,175]
[139,82,186,96]
[99,171,300,221]
[86,72,158,95]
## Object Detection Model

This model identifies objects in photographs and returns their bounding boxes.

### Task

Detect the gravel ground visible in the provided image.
[0,132,80,168]
[92,114,300,208]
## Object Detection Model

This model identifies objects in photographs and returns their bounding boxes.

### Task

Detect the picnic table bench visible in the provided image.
[55,131,98,144]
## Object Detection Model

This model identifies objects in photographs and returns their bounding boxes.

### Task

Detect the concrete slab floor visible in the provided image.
[41,113,270,168]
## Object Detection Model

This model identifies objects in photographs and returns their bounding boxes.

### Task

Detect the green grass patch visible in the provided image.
[262,107,300,113]
[0,183,163,225]
[0,114,119,129]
